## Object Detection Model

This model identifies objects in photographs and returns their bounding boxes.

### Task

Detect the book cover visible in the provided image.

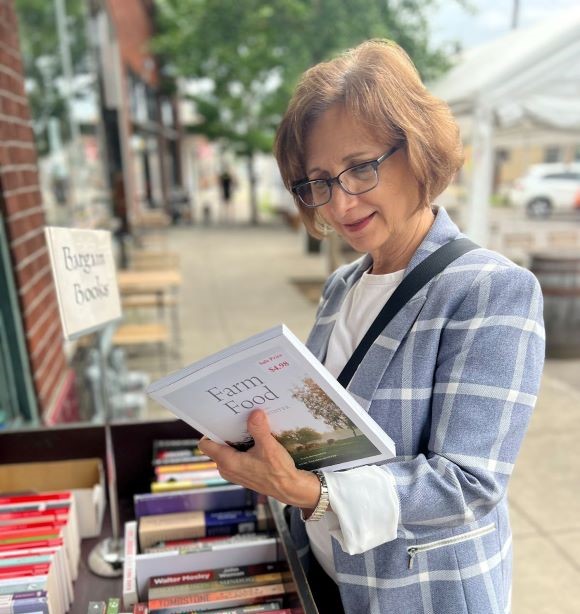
[106,597,121,614]
[147,325,395,472]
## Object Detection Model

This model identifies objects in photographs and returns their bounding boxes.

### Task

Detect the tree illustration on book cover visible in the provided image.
[270,377,380,471]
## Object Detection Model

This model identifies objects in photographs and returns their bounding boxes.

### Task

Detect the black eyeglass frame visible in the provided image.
[291,146,399,208]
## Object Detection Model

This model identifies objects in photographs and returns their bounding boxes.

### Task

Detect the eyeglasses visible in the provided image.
[291,146,399,208]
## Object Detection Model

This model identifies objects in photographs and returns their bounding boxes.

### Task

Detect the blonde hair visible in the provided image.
[274,39,463,238]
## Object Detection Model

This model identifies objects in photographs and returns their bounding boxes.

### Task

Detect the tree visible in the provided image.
[15,0,89,155]
[275,427,322,448]
[292,377,358,437]
[154,0,462,224]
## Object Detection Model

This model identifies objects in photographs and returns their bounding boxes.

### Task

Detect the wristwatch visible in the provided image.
[306,470,330,522]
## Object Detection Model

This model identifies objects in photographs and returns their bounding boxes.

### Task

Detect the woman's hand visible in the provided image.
[198,409,320,510]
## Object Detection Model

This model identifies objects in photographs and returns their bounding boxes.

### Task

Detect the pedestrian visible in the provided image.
[199,39,545,614]
[219,168,235,222]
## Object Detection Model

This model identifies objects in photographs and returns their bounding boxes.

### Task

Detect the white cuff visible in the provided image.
[324,465,399,555]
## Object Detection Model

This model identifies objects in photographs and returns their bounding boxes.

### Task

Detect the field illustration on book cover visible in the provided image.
[163,346,382,472]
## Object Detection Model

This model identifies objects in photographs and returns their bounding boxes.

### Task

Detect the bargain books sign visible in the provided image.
[45,226,122,340]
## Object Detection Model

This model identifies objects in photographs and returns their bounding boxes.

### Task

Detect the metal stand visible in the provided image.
[88,326,124,577]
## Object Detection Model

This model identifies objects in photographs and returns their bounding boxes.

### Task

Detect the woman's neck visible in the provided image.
[370,207,435,275]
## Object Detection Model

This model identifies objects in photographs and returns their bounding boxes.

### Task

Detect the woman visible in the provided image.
[200,39,545,614]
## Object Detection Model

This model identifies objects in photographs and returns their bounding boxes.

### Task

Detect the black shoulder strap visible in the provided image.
[337,238,479,388]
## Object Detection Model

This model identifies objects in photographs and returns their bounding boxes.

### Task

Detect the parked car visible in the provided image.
[508,162,580,217]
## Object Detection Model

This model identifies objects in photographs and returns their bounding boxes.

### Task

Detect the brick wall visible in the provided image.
[0,0,78,423]
[107,0,159,87]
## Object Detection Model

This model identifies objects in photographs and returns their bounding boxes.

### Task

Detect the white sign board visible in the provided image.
[45,226,122,340]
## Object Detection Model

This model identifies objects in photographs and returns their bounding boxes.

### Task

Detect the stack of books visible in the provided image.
[123,440,285,610]
[0,492,81,614]
[150,439,229,494]
[137,562,297,613]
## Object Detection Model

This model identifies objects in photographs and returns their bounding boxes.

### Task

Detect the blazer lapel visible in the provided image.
[334,208,464,412]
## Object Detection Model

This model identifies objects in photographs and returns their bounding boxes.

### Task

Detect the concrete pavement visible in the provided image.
[130,219,580,614]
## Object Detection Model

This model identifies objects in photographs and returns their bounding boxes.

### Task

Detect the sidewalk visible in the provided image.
[136,221,580,614]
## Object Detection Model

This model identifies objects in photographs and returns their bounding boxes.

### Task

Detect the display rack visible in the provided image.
[0,419,319,614]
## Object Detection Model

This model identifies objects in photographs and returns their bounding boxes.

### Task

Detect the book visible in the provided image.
[187,605,288,614]
[143,532,274,555]
[123,520,281,601]
[147,582,291,613]
[148,562,290,600]
[150,479,229,494]
[147,324,395,472]
[138,508,269,550]
[122,521,138,609]
[134,485,254,518]
[106,597,121,614]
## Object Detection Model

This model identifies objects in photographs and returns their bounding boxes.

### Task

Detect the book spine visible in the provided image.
[153,455,211,466]
[149,571,292,600]
[132,603,148,614]
[122,521,138,608]
[150,478,229,493]
[149,562,285,589]
[134,486,251,518]
[155,462,217,475]
[187,603,286,614]
[0,595,49,614]
[87,602,107,614]
[154,470,222,483]
[189,606,288,614]
[148,583,289,613]
[106,597,120,614]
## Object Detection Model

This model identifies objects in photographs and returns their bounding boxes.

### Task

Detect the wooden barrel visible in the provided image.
[531,251,580,358]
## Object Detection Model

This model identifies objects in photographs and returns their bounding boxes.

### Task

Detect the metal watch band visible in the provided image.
[306,470,330,522]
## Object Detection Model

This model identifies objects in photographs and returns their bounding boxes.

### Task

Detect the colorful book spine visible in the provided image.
[138,509,265,550]
[189,606,288,614]
[149,562,285,589]
[122,521,138,609]
[0,593,49,613]
[155,462,217,475]
[106,597,120,614]
[148,582,289,614]
[149,570,292,600]
[132,603,149,614]
[134,485,252,518]
[148,562,288,598]
[150,478,229,493]
[154,470,222,484]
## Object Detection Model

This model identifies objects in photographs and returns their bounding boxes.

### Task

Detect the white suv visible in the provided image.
[508,163,580,217]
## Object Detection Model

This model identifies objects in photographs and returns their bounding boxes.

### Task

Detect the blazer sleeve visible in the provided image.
[386,264,545,529]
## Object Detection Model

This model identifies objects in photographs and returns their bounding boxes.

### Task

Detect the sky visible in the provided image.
[429,0,580,51]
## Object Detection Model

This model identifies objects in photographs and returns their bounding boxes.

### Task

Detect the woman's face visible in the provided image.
[304,105,431,272]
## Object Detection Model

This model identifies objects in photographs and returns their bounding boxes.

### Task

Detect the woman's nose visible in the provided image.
[329,183,357,214]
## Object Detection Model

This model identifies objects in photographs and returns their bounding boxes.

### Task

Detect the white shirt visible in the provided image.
[305,268,404,581]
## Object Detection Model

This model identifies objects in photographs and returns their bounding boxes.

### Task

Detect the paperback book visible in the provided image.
[147,325,395,472]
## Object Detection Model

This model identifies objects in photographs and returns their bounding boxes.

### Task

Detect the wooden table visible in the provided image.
[116,269,182,294]
[116,269,182,362]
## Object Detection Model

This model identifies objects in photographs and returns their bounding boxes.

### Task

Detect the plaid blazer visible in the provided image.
[289,208,545,614]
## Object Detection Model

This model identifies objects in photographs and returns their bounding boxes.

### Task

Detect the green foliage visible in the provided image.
[154,0,458,156]
[292,377,358,436]
[275,426,322,447]
[15,0,88,155]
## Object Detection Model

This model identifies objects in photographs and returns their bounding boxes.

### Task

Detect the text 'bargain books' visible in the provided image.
[147,325,395,472]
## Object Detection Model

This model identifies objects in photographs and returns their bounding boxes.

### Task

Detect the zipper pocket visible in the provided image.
[407,523,496,569]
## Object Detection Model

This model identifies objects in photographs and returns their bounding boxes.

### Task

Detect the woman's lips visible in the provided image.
[342,212,375,233]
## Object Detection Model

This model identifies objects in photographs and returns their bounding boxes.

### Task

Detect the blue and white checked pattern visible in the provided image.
[289,208,545,614]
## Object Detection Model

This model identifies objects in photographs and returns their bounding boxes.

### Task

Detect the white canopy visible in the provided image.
[431,8,580,244]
